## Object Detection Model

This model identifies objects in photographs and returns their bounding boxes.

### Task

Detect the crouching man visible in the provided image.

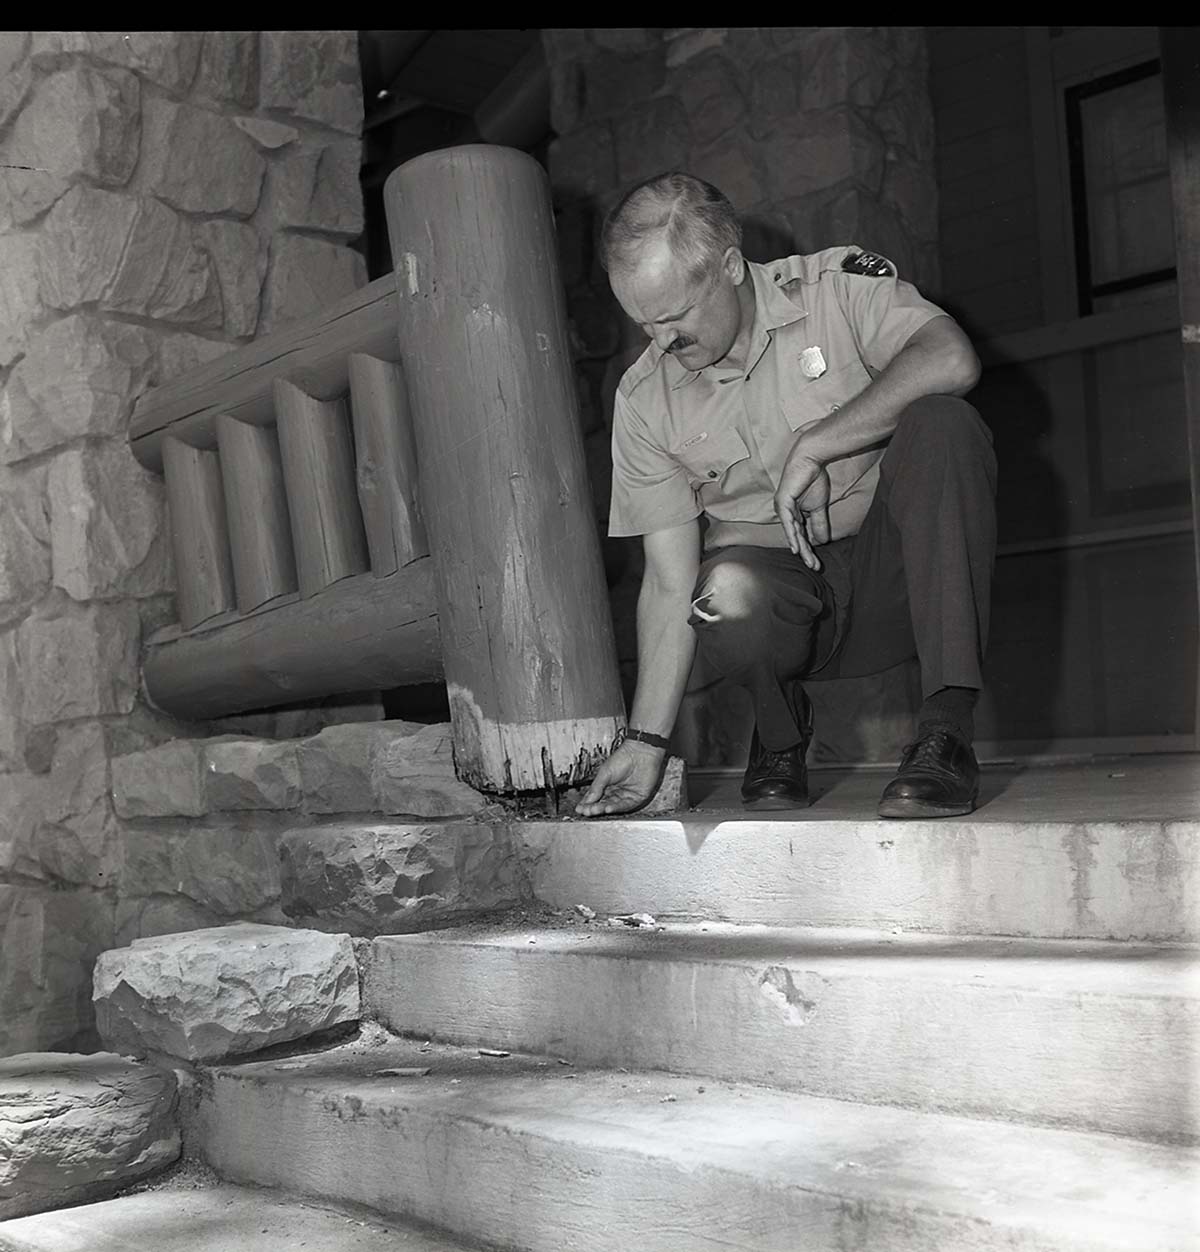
[578,172,996,819]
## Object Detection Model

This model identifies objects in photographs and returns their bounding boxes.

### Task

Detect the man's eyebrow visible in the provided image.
[651,304,691,325]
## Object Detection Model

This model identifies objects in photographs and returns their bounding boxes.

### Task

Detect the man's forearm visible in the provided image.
[795,315,980,466]
[627,576,696,740]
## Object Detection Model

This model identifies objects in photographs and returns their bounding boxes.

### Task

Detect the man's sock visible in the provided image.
[917,685,977,743]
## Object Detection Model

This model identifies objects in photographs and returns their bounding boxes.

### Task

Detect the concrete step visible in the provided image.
[0,1181,482,1252]
[363,923,1200,1143]
[196,1037,1199,1252]
[514,812,1200,941]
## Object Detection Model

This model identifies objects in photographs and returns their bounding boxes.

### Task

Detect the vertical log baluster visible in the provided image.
[162,436,236,630]
[216,413,298,612]
[347,352,429,574]
[273,376,370,598]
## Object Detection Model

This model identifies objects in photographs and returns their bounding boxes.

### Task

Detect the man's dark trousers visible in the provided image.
[688,396,998,750]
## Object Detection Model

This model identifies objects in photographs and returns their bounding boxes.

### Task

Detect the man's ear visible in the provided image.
[723,247,746,284]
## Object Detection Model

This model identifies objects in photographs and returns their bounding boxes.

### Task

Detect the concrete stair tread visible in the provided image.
[0,1182,483,1252]
[201,1037,1199,1252]
[373,922,1200,995]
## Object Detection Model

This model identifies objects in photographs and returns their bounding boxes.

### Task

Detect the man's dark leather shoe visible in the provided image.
[877,725,979,818]
[741,686,813,810]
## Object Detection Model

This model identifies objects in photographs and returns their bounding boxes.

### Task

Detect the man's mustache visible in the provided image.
[668,336,696,353]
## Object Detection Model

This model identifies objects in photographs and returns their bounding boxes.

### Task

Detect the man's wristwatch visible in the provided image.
[621,727,671,751]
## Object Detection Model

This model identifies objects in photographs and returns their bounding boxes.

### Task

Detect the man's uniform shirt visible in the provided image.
[608,248,949,549]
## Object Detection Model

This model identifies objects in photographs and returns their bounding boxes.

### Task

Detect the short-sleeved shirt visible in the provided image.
[608,248,949,548]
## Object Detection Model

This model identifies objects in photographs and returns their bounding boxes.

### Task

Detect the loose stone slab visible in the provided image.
[93,923,360,1061]
[0,1052,178,1220]
[280,821,523,935]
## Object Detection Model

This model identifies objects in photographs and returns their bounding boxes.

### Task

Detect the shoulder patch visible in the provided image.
[842,251,896,278]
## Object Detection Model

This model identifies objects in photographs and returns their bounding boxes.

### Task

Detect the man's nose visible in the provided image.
[651,326,678,352]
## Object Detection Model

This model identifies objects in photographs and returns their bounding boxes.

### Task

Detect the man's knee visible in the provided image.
[885,395,996,483]
[690,559,770,625]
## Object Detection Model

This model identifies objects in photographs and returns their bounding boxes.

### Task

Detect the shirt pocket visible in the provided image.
[779,359,873,432]
[670,427,750,486]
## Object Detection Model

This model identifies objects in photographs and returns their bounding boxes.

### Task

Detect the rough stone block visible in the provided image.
[0,885,115,1057]
[373,723,489,818]
[39,187,220,326]
[280,821,523,935]
[118,824,282,919]
[0,232,44,368]
[295,723,381,815]
[748,57,800,140]
[0,1052,179,1219]
[0,315,158,463]
[4,65,140,189]
[261,233,365,332]
[195,31,258,107]
[233,115,297,149]
[614,96,692,186]
[664,27,730,68]
[197,219,267,337]
[17,599,139,724]
[111,740,206,819]
[0,463,49,624]
[547,57,585,135]
[765,109,886,203]
[205,739,302,811]
[0,630,23,770]
[48,444,172,601]
[93,923,360,1061]
[799,27,892,112]
[689,141,765,215]
[548,125,617,201]
[31,32,202,92]
[259,32,362,134]
[642,754,689,815]
[0,33,31,131]
[584,49,664,119]
[140,99,266,217]
[271,140,364,235]
[675,54,745,148]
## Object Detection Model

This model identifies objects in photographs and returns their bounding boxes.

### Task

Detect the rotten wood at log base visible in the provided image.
[216,414,298,613]
[348,352,429,575]
[384,145,625,791]
[162,437,236,630]
[129,276,399,471]
[143,561,442,721]
[273,377,370,597]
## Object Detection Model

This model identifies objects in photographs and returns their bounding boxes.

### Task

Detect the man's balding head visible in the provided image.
[600,172,742,282]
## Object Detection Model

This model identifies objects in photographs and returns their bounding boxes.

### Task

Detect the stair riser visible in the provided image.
[517,820,1200,941]
[366,942,1199,1144]
[197,1074,1152,1252]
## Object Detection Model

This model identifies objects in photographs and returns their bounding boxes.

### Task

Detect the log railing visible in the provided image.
[132,145,626,793]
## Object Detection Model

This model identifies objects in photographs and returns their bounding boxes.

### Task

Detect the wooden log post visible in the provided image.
[216,414,298,612]
[161,437,236,629]
[274,377,370,598]
[383,144,625,793]
[347,353,429,574]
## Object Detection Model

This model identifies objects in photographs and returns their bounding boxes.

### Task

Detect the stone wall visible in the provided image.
[542,27,939,764]
[0,31,367,1056]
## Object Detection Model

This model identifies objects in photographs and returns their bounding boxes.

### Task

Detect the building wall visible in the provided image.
[541,27,941,764]
[0,31,367,1056]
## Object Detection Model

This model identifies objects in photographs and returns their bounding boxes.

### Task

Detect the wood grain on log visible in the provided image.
[216,414,298,612]
[143,561,441,720]
[162,437,236,630]
[348,353,428,575]
[384,145,625,791]
[273,377,369,597]
[129,276,398,471]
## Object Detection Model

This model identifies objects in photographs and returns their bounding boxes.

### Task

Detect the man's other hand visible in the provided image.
[576,741,666,817]
[774,450,831,569]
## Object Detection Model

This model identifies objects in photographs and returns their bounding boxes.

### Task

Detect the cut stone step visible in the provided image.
[514,816,1200,941]
[364,923,1200,1143]
[0,1182,484,1252]
[197,1037,1199,1252]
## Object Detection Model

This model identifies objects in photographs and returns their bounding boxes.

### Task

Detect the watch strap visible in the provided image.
[622,727,671,751]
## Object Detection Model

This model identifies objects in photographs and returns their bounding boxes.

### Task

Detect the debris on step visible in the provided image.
[478,1048,511,1058]
[606,911,658,929]
[575,904,597,921]
[373,1067,430,1078]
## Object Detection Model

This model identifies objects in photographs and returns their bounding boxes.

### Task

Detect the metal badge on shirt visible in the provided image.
[799,345,827,379]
